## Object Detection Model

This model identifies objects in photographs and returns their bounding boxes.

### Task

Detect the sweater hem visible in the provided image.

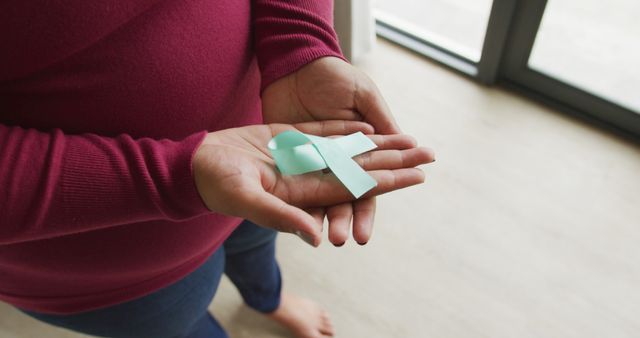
[0,220,240,315]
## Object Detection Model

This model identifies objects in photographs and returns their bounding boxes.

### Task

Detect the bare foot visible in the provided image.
[266,293,335,338]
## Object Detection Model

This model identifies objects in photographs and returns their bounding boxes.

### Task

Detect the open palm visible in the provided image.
[193,120,433,246]
[262,57,417,246]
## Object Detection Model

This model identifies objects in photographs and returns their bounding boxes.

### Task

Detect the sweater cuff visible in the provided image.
[162,130,211,219]
[253,0,347,91]
[260,49,347,92]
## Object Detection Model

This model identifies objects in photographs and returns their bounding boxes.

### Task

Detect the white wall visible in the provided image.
[334,0,375,62]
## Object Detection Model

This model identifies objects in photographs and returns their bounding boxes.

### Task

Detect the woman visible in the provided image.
[0,1,434,337]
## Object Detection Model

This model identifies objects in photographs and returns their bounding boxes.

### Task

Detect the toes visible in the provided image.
[266,293,335,338]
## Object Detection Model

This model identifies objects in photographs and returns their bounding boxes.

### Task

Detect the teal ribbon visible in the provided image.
[268,131,378,198]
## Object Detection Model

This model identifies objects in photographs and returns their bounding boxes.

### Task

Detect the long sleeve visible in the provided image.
[253,0,346,90]
[0,124,210,245]
[0,0,264,314]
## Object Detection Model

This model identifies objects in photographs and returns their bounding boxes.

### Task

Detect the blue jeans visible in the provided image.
[18,220,281,338]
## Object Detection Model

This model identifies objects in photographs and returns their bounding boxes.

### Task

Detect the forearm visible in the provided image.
[252,0,346,90]
[0,123,209,245]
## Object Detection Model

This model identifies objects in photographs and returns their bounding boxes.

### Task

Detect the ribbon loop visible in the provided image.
[268,131,378,198]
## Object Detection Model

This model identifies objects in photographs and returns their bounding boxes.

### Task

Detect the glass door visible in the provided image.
[373,0,640,137]
[529,0,640,112]
[501,0,640,136]
[373,0,494,77]
[374,0,493,62]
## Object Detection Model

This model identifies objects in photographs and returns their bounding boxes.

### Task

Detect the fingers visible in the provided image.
[300,169,414,247]
[271,122,426,154]
[324,108,364,123]
[306,207,326,231]
[354,147,435,171]
[327,203,353,246]
[324,133,435,170]
[325,198,375,247]
[367,134,417,150]
[352,197,375,245]
[308,201,374,247]
[364,168,426,198]
[354,79,402,135]
[279,167,425,209]
[243,189,321,247]
[284,120,374,136]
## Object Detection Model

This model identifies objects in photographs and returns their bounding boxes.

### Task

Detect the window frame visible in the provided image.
[374,0,640,138]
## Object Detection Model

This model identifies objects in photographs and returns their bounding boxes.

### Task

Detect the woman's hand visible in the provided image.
[262,57,400,134]
[193,120,434,247]
[261,57,412,246]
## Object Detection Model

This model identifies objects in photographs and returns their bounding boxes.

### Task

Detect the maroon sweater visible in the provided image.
[0,0,342,314]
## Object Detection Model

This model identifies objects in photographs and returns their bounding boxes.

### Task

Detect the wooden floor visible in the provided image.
[2,39,639,338]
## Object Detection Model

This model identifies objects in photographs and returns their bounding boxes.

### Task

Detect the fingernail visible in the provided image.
[357,241,368,246]
[295,230,317,247]
[334,242,345,247]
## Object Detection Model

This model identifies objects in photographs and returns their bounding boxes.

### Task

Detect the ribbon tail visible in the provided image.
[314,141,378,198]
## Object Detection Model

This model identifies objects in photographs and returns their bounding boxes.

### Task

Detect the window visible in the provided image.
[374,0,640,137]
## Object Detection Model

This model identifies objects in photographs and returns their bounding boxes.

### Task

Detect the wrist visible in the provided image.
[193,141,216,212]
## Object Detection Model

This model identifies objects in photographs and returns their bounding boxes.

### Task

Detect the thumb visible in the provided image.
[355,80,402,135]
[241,190,321,247]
